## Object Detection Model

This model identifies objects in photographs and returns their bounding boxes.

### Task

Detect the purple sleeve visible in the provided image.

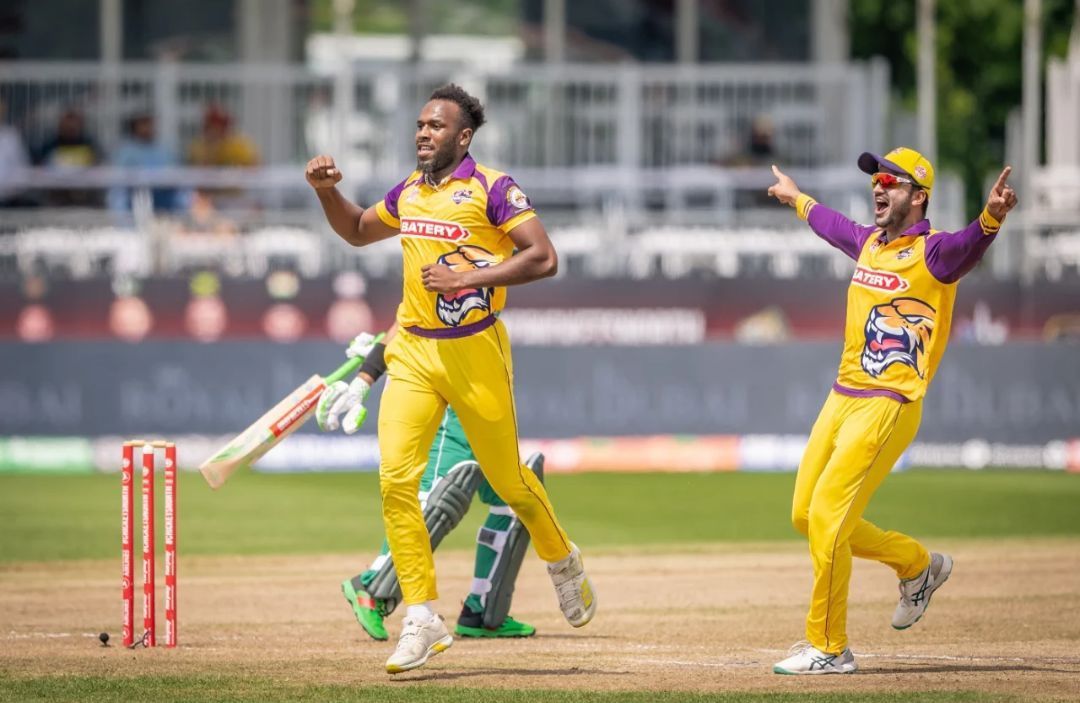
[486,175,534,228]
[806,204,877,261]
[382,177,410,220]
[924,220,997,284]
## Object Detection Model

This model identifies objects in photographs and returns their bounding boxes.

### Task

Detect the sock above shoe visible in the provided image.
[405,602,435,622]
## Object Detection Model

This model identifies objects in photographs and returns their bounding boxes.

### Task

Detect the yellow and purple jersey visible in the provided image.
[796,194,1002,402]
[374,154,536,331]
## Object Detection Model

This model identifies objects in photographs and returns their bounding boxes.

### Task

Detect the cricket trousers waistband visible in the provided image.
[404,315,496,339]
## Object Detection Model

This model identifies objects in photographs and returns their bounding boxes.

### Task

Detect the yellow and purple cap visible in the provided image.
[857,146,935,197]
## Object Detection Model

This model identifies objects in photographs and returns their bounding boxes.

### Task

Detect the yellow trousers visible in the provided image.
[378,319,572,605]
[792,391,930,654]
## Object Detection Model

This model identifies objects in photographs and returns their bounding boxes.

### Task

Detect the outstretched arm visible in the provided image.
[767,164,876,261]
[305,155,399,247]
[925,166,1017,283]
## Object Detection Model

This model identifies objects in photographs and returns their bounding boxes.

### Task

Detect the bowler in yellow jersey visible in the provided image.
[767,147,1018,675]
[305,84,596,674]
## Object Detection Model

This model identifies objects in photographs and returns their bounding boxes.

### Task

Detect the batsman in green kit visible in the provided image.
[317,328,539,640]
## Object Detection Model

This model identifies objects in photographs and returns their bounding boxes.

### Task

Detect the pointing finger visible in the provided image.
[771,164,783,179]
[993,166,1012,193]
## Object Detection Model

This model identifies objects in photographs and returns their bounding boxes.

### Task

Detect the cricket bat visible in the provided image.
[199,336,383,489]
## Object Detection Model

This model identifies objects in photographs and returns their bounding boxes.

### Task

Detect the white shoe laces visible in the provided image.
[898,567,931,607]
[550,557,583,604]
[396,619,424,648]
[555,576,579,603]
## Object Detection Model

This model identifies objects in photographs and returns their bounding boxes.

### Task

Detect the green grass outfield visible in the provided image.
[1,469,1078,563]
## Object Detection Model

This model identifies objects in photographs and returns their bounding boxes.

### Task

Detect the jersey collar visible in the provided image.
[421,153,477,188]
[877,218,931,243]
[451,153,477,180]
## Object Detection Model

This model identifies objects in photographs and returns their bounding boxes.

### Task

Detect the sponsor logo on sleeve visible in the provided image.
[400,218,470,242]
[507,185,530,210]
[851,265,909,292]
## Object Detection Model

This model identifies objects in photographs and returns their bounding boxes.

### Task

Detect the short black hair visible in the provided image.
[428,83,486,132]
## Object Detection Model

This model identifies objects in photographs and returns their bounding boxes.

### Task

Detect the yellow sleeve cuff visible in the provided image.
[795,193,818,221]
[499,209,537,234]
[978,207,1002,235]
[374,200,400,229]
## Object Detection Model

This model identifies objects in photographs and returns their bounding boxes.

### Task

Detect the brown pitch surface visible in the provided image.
[2,540,1079,698]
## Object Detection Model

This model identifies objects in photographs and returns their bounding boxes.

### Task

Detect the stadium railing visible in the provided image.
[1,59,887,174]
[0,58,991,281]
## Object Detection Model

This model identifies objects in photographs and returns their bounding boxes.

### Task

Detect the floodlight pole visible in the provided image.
[99,0,123,153]
[332,0,355,162]
[544,0,566,63]
[916,0,937,165]
[676,0,698,64]
[1021,0,1042,280]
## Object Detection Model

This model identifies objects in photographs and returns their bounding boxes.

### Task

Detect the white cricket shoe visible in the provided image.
[385,614,453,674]
[547,543,597,627]
[892,552,953,630]
[773,641,857,675]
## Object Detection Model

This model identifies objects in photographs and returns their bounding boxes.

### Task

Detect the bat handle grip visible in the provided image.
[324,332,386,385]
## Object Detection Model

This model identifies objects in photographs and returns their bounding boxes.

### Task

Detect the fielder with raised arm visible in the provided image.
[305,84,596,675]
[767,147,1017,675]
[317,325,542,641]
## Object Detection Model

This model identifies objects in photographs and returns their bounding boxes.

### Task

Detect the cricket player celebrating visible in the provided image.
[317,325,541,641]
[767,147,1017,674]
[306,84,596,674]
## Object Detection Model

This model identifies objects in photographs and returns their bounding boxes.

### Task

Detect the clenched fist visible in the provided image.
[305,155,342,190]
[421,263,466,293]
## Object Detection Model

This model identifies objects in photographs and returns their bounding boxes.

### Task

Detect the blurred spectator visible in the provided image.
[748,115,775,162]
[728,114,778,210]
[186,105,260,211]
[35,108,102,207]
[729,115,775,167]
[186,106,260,168]
[0,98,33,208]
[108,112,182,213]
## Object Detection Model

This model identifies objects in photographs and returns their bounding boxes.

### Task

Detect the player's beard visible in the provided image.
[418,139,458,177]
[875,194,912,230]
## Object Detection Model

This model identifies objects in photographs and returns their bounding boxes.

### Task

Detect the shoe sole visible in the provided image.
[455,624,536,638]
[567,596,597,628]
[386,635,453,674]
[893,555,954,631]
[341,580,388,641]
[773,664,857,675]
[563,572,598,628]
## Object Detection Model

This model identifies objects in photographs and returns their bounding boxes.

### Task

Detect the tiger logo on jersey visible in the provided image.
[861,297,936,379]
[434,245,499,327]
